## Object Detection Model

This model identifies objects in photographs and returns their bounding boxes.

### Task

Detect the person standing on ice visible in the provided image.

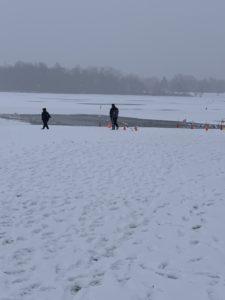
[41,108,51,129]
[110,104,119,130]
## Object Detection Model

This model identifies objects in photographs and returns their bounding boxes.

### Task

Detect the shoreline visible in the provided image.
[0,114,218,129]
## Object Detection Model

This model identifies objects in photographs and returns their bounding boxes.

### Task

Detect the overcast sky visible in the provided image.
[0,0,225,78]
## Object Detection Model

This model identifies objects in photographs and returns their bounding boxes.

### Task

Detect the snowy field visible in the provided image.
[0,92,225,123]
[1,93,225,300]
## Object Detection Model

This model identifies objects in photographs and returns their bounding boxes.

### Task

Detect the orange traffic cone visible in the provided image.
[107,120,111,128]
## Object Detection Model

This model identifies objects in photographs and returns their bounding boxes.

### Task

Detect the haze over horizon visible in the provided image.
[0,0,225,79]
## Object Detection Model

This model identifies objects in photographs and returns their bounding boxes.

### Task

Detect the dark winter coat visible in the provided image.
[110,106,119,120]
[42,111,51,122]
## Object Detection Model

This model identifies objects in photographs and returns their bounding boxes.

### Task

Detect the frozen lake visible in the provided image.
[0,92,225,124]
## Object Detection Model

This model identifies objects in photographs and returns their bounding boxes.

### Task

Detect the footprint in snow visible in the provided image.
[189,257,203,263]
[158,261,168,269]
[156,271,179,280]
[190,240,200,245]
[192,224,202,230]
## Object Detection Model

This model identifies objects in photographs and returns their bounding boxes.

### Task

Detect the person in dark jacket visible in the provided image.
[41,108,51,129]
[110,104,119,130]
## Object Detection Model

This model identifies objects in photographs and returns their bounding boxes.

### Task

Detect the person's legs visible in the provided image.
[115,118,119,129]
[111,118,115,130]
[42,120,49,129]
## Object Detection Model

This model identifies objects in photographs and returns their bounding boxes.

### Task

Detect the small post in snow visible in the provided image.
[122,121,127,130]
[204,123,209,131]
[98,105,102,127]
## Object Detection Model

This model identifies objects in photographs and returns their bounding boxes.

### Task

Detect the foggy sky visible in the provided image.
[0,0,225,79]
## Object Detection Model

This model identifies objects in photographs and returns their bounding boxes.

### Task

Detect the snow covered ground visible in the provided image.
[0,92,225,123]
[0,114,225,300]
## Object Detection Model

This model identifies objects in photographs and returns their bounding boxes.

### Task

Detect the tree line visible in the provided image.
[0,62,225,95]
